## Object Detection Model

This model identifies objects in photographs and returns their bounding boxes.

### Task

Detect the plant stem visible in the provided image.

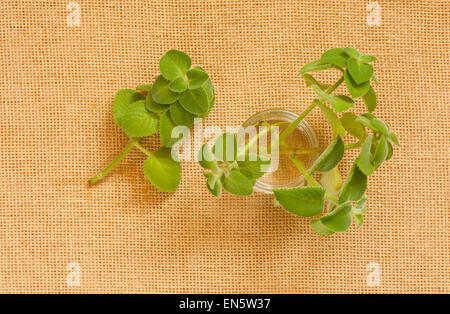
[133,141,152,156]
[280,141,362,155]
[288,155,319,187]
[88,139,137,185]
[288,155,341,205]
[279,101,317,142]
[279,75,345,142]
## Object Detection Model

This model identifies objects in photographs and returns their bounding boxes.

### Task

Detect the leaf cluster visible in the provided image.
[93,50,215,191]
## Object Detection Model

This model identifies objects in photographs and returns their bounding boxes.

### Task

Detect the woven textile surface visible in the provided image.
[0,0,448,293]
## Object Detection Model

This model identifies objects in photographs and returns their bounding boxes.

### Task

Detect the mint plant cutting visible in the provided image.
[89,50,214,191]
[198,48,399,236]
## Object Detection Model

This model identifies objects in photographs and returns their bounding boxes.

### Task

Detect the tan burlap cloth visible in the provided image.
[0,0,448,294]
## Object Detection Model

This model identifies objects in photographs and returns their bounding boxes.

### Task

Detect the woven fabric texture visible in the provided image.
[0,0,448,293]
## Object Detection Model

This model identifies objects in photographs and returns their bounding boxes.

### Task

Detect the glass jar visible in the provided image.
[241,109,319,194]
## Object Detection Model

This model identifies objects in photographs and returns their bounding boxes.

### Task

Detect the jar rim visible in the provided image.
[242,109,319,194]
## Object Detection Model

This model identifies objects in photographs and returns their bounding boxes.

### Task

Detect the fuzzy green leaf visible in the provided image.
[159,110,183,147]
[312,86,355,112]
[341,112,367,140]
[353,214,364,228]
[273,187,325,217]
[356,135,375,175]
[347,58,374,84]
[121,100,159,137]
[316,100,346,137]
[236,154,271,180]
[222,170,254,196]
[136,84,152,92]
[389,132,399,146]
[360,55,377,63]
[178,87,209,116]
[198,143,219,170]
[370,118,390,136]
[344,69,370,98]
[362,85,377,112]
[113,89,144,126]
[170,101,195,127]
[310,136,345,173]
[302,74,329,90]
[321,48,348,67]
[320,203,352,232]
[310,219,335,236]
[169,77,187,93]
[320,167,343,195]
[187,68,209,89]
[143,147,180,192]
[343,47,360,59]
[159,50,191,81]
[205,172,222,197]
[339,165,367,204]
[300,60,332,74]
[374,135,389,164]
[146,92,169,113]
[386,141,394,160]
[151,75,179,105]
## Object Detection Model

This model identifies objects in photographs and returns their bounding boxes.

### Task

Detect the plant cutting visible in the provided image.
[198,47,399,236]
[89,50,214,191]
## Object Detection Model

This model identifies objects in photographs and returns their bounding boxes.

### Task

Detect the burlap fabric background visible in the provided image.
[0,0,448,294]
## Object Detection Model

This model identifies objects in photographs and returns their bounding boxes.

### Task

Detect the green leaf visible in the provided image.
[302,74,329,90]
[300,60,332,73]
[187,68,209,89]
[370,118,390,136]
[374,135,388,164]
[320,167,343,195]
[222,170,254,196]
[362,85,377,112]
[353,214,364,228]
[360,55,377,63]
[197,72,215,118]
[344,69,370,98]
[151,75,179,105]
[170,101,195,126]
[136,84,152,92]
[312,86,355,112]
[274,187,325,217]
[343,47,360,59]
[339,165,367,203]
[236,154,271,180]
[356,135,375,175]
[159,110,183,147]
[310,136,345,173]
[321,48,348,67]
[159,50,191,81]
[205,173,222,197]
[168,77,187,93]
[352,197,367,215]
[113,89,144,126]
[389,131,399,146]
[198,143,219,170]
[341,112,367,140]
[146,92,170,113]
[386,141,394,160]
[347,58,374,84]
[178,87,209,116]
[143,147,180,192]
[316,100,345,137]
[310,219,335,236]
[121,100,159,137]
[213,133,237,162]
[320,203,352,232]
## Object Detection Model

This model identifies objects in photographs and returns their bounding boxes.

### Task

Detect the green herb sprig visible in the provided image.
[89,50,215,191]
[198,48,398,236]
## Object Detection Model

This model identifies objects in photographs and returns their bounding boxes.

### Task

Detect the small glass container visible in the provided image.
[241,109,319,194]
